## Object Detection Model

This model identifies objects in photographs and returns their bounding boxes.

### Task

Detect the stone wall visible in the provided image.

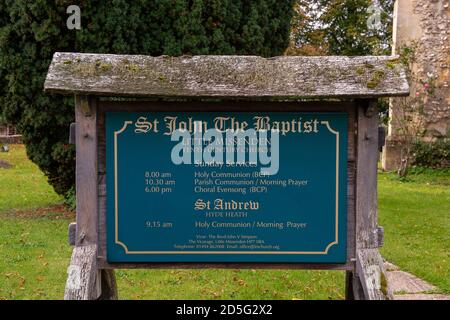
[0,125,22,144]
[382,0,449,170]
[0,124,19,136]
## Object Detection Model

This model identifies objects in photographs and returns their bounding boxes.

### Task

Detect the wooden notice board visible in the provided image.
[44,53,409,300]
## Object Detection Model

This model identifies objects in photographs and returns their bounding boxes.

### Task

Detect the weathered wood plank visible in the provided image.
[355,248,393,300]
[64,245,100,300]
[351,100,390,300]
[75,96,99,246]
[97,191,106,260]
[347,161,356,262]
[45,53,409,99]
[97,269,118,300]
[356,101,380,249]
[345,270,365,300]
[97,261,353,271]
[68,222,76,246]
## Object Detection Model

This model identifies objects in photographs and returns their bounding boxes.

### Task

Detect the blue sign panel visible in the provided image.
[106,112,347,263]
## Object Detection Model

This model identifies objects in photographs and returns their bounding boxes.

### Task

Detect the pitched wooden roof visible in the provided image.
[44,52,409,100]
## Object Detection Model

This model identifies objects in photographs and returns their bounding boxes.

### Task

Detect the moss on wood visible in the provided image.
[385,58,402,70]
[356,67,366,76]
[364,62,375,69]
[380,271,389,297]
[46,53,410,99]
[367,69,386,89]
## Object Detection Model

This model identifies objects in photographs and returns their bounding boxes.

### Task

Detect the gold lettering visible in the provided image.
[135,116,159,133]
[194,199,209,211]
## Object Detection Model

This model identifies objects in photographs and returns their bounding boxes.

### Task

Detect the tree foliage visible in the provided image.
[0,0,294,196]
[288,0,394,56]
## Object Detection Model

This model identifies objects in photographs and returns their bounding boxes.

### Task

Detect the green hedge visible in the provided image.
[0,0,294,197]
[412,140,450,168]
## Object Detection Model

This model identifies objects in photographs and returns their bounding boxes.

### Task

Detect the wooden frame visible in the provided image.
[96,100,357,271]
[44,53,409,300]
[66,98,388,300]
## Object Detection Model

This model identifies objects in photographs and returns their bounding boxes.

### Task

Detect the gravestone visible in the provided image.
[44,53,409,300]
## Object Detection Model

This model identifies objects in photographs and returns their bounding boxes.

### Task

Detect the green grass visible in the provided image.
[379,168,450,293]
[0,145,344,300]
[0,145,448,299]
[0,145,62,212]
[0,211,342,300]
[114,269,344,300]
[0,215,72,299]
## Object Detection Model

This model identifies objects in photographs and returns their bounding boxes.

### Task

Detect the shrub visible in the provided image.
[0,0,295,197]
[64,186,76,212]
[411,140,450,168]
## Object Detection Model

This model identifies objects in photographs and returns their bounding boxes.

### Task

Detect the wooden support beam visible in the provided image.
[97,270,118,300]
[64,245,101,300]
[355,248,392,300]
[345,271,355,300]
[68,222,76,246]
[356,100,380,249]
[75,95,98,246]
[345,270,366,300]
[69,123,76,144]
[63,96,105,300]
[348,100,393,300]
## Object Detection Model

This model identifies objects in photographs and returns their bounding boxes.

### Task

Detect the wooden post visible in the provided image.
[347,100,393,300]
[98,270,119,300]
[74,95,98,247]
[64,245,100,300]
[64,96,117,300]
